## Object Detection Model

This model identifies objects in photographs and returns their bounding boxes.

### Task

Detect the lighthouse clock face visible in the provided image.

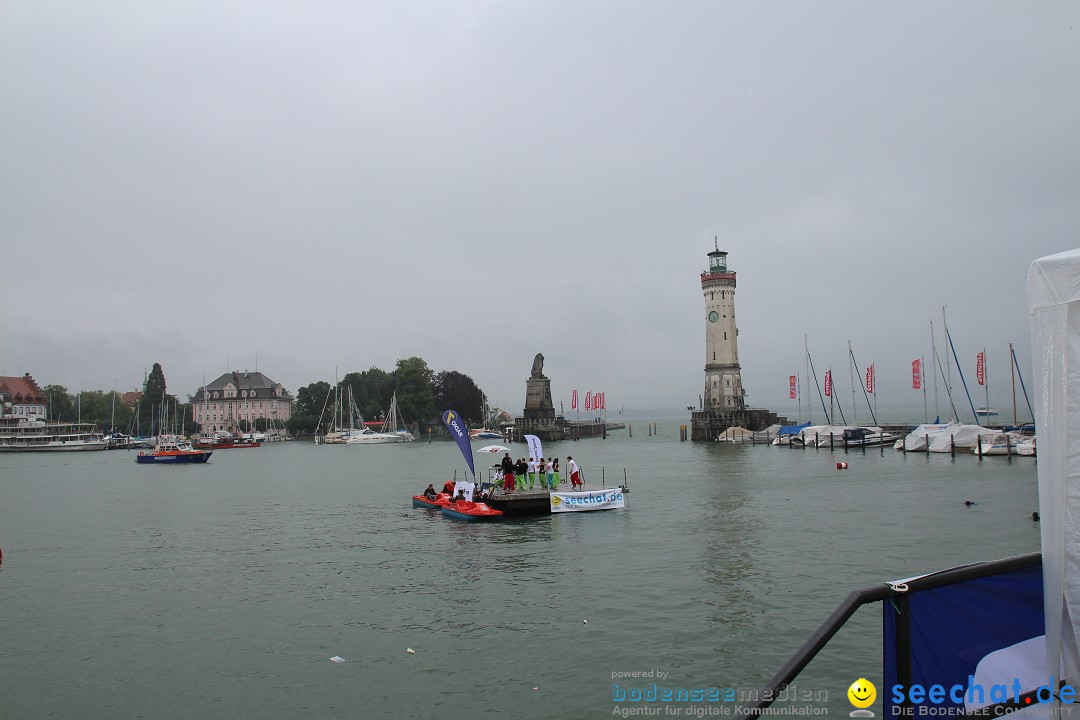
[708,311,719,323]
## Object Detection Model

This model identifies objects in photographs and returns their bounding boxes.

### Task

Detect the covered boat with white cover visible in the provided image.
[895,422,961,451]
[925,424,998,452]
[771,423,810,445]
[794,425,829,447]
[716,426,754,442]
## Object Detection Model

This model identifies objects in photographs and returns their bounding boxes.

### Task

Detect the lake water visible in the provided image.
[0,421,1040,719]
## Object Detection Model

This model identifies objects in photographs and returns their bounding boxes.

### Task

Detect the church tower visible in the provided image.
[701,245,745,411]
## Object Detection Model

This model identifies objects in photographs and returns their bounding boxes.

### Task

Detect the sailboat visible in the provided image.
[470,396,502,439]
[344,391,411,444]
[382,392,415,442]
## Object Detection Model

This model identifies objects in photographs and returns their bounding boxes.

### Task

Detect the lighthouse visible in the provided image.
[702,246,745,411]
[691,243,784,440]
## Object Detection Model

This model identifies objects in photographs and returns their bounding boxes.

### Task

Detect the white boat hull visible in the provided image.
[346,433,406,444]
[0,440,107,452]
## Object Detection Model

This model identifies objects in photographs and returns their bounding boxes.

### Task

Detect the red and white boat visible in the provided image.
[440,499,504,522]
[136,436,212,464]
[412,492,453,509]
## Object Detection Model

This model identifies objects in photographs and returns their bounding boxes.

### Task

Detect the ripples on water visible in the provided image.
[0,423,1039,718]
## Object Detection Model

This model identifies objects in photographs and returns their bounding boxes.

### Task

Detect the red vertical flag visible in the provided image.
[599,392,605,410]
[824,370,832,397]
[585,391,592,411]
[912,359,922,389]
[865,365,874,394]
[572,389,578,410]
[789,375,797,399]
[976,352,986,386]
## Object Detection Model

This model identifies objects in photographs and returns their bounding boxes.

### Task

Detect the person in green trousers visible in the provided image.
[515,458,527,491]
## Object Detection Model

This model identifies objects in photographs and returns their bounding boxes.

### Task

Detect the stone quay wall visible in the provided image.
[691,408,789,441]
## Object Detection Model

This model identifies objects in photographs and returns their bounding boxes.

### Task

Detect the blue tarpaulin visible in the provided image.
[883,563,1044,714]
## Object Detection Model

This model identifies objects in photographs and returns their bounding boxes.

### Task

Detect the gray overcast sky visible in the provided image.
[2,1,1078,421]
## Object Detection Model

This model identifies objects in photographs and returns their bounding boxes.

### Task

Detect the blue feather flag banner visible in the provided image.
[441,409,476,478]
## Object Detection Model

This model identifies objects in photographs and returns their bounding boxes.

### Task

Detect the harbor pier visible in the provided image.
[690,408,788,441]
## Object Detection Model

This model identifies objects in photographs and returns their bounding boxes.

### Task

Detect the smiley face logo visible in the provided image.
[847,678,876,709]
[551,495,561,506]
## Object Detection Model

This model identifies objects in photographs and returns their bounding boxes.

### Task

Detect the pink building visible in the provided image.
[190,371,292,433]
[0,374,47,419]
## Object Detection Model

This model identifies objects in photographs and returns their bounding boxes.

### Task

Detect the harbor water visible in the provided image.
[0,421,1040,719]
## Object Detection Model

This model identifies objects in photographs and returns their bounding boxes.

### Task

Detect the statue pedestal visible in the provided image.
[516,376,563,441]
[524,377,554,415]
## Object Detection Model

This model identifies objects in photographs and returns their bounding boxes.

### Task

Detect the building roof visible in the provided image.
[0,374,45,404]
[190,371,293,403]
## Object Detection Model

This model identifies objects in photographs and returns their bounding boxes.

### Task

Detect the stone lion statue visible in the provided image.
[531,353,545,378]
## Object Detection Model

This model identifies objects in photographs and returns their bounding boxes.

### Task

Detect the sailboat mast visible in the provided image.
[1011,344,1035,422]
[849,343,877,426]
[921,355,928,424]
[930,320,940,419]
[943,306,952,399]
[804,335,812,424]
[1010,342,1018,427]
[797,371,802,425]
[848,340,857,425]
[873,362,878,424]
[945,327,979,422]
[829,366,834,425]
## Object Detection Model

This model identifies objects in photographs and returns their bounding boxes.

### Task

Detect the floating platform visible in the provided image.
[481,485,629,516]
[484,488,553,516]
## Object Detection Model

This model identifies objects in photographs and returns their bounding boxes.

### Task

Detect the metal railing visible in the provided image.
[736,552,1042,720]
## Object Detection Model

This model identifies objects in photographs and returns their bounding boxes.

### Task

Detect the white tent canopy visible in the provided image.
[1029,249,1080,692]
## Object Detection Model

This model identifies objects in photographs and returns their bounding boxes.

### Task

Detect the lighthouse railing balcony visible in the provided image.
[700,271,736,282]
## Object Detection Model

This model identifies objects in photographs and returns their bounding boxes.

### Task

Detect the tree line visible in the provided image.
[34,358,488,436]
[289,356,485,435]
[40,362,195,435]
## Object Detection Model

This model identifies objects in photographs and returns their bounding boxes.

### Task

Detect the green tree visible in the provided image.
[393,357,435,424]
[287,415,319,435]
[77,391,110,428]
[365,400,383,420]
[106,391,135,433]
[342,368,393,420]
[43,384,75,422]
[295,381,332,418]
[433,371,484,423]
[137,363,183,435]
